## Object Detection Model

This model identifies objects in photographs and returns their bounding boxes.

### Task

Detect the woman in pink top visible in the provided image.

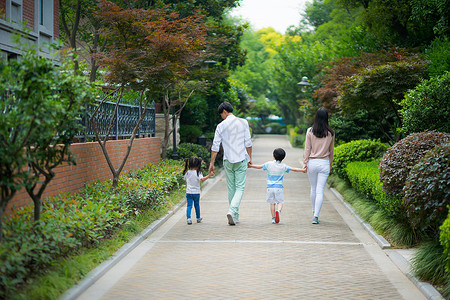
[304,108,335,224]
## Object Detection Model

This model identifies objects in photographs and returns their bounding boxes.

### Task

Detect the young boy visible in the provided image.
[249,148,306,224]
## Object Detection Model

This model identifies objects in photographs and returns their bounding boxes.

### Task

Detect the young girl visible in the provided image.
[183,157,213,225]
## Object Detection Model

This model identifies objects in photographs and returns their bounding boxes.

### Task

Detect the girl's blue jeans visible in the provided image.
[186,193,201,219]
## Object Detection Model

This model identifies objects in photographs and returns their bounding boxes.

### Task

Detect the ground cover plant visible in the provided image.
[0,160,183,298]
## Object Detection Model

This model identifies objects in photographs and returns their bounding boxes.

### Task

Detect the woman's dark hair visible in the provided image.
[312,108,334,138]
[218,102,233,114]
[273,148,286,162]
[183,157,203,176]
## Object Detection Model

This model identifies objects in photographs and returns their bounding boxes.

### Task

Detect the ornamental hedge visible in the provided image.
[332,139,388,180]
[379,131,450,197]
[440,209,450,278]
[0,160,183,298]
[345,160,404,218]
[403,142,450,234]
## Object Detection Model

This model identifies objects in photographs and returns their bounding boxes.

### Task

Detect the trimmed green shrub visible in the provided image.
[291,134,305,148]
[426,37,450,78]
[166,143,210,164]
[441,208,450,274]
[0,160,183,298]
[403,142,450,234]
[180,125,202,143]
[332,139,388,180]
[345,160,405,218]
[379,131,450,197]
[400,72,450,135]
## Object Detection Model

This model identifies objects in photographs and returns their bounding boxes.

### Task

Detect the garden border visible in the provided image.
[61,168,225,300]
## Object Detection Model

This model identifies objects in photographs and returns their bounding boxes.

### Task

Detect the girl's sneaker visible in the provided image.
[197,217,203,223]
[187,218,192,225]
[312,217,319,224]
[272,218,276,224]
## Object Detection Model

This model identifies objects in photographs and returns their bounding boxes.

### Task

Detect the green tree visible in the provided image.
[0,49,93,233]
[338,56,428,143]
[302,0,335,29]
[400,72,450,134]
[426,37,450,77]
[337,0,449,46]
[269,35,333,125]
[60,0,107,81]
[96,1,212,164]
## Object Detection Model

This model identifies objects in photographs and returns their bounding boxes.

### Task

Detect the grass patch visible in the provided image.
[328,174,417,247]
[13,188,186,300]
[411,240,449,298]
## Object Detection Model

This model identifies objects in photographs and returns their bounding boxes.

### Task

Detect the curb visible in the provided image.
[329,187,391,249]
[329,186,445,300]
[386,251,445,300]
[61,198,187,300]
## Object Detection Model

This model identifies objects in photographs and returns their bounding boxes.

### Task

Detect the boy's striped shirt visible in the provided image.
[262,160,291,189]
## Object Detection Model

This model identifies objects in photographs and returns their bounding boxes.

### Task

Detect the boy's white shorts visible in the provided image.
[266,188,284,204]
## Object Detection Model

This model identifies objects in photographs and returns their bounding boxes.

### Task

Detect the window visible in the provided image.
[39,0,43,25]
[38,0,53,35]
[11,1,21,23]
[3,0,23,24]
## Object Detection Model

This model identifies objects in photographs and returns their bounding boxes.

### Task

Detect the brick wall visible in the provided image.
[0,1,5,15]
[7,137,161,212]
[23,0,34,29]
[53,0,58,39]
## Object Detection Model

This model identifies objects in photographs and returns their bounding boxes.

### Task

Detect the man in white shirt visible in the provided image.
[209,102,252,225]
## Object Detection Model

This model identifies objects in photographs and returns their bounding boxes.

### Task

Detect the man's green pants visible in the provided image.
[224,159,248,221]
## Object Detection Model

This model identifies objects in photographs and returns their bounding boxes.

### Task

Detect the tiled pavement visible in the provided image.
[75,135,428,300]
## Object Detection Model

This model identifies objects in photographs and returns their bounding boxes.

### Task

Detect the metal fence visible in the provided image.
[75,99,156,141]
[1,88,156,142]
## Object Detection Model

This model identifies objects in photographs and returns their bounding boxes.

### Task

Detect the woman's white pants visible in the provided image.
[307,159,330,218]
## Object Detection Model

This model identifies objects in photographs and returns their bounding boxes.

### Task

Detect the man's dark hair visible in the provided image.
[218,102,233,114]
[273,148,286,162]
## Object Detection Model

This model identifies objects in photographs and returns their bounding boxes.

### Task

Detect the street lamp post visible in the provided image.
[297,76,310,92]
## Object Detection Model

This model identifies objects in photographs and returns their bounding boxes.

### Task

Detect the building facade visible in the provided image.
[0,0,59,59]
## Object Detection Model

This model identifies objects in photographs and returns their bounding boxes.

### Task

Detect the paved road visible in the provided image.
[76,135,426,300]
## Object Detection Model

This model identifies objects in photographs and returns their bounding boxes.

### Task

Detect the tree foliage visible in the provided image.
[338,54,428,142]
[0,48,93,237]
[337,0,449,46]
[94,0,212,171]
[60,0,107,81]
[400,72,450,134]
